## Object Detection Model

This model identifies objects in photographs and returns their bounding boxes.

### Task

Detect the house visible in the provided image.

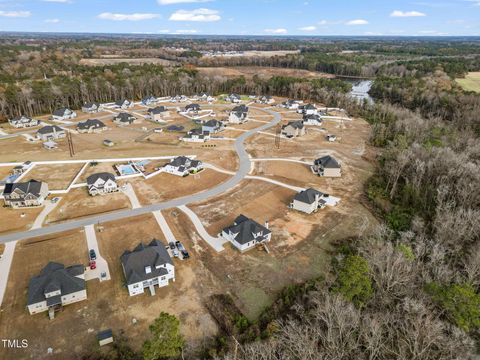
[312,156,341,177]
[184,103,201,114]
[290,188,327,214]
[37,125,66,141]
[113,112,137,125]
[147,106,170,122]
[163,156,203,176]
[52,108,77,121]
[281,99,301,110]
[12,161,32,176]
[229,105,249,124]
[303,114,323,126]
[195,93,214,102]
[221,215,272,252]
[2,180,49,208]
[170,95,188,103]
[121,240,175,297]
[225,94,241,103]
[281,121,306,138]
[114,99,134,109]
[181,128,210,143]
[27,262,86,318]
[86,172,118,196]
[297,103,317,115]
[9,116,39,128]
[202,120,225,134]
[142,96,157,106]
[77,119,107,133]
[256,95,275,104]
[82,102,103,113]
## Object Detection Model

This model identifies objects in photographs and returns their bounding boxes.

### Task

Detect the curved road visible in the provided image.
[0,107,281,244]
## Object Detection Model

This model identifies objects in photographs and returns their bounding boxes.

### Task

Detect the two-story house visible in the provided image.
[86,172,118,196]
[221,215,272,252]
[312,156,342,177]
[2,180,49,208]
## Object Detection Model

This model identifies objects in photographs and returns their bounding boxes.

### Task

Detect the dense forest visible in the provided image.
[1,35,480,359]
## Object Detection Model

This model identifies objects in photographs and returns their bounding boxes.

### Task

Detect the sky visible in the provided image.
[0,0,479,36]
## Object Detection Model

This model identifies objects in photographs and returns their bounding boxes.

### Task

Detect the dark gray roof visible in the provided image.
[282,121,304,130]
[314,155,340,168]
[83,102,99,108]
[115,99,130,106]
[303,104,316,110]
[294,188,325,204]
[120,239,172,285]
[223,215,271,245]
[114,112,135,122]
[77,119,106,130]
[232,104,248,114]
[97,329,113,341]
[203,120,223,128]
[189,128,209,136]
[185,103,200,110]
[3,180,43,197]
[229,93,240,99]
[86,172,116,186]
[52,108,70,116]
[37,125,64,135]
[303,114,321,121]
[148,106,167,114]
[27,262,85,305]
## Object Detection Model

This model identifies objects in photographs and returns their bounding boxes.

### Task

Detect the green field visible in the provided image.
[456,72,480,93]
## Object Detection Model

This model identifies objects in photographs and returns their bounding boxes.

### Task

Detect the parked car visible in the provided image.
[181,250,190,259]
[172,248,179,258]
[168,242,176,250]
[51,197,60,203]
[89,249,96,260]
[89,260,96,270]
[175,241,185,251]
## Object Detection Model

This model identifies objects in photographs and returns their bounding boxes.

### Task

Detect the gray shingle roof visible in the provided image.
[3,180,43,197]
[114,113,135,123]
[282,121,304,130]
[148,106,167,114]
[203,120,223,128]
[37,125,64,135]
[52,108,70,117]
[86,172,116,186]
[185,103,200,110]
[314,155,340,168]
[27,262,85,305]
[294,188,325,204]
[77,119,106,130]
[223,215,271,245]
[120,239,172,285]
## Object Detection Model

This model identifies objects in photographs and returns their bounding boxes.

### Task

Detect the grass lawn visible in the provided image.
[456,72,480,93]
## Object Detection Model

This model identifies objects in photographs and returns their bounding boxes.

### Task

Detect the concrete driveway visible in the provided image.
[84,224,110,281]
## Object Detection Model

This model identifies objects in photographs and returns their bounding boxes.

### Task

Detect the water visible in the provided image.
[346,79,374,104]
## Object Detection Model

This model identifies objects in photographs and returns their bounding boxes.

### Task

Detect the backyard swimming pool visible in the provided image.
[115,164,139,176]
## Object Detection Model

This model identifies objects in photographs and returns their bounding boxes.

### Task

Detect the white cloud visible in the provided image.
[466,0,480,6]
[318,20,328,25]
[0,11,31,18]
[390,10,426,17]
[264,28,288,34]
[299,25,316,31]
[45,18,60,23]
[97,12,160,21]
[169,8,220,21]
[175,29,198,33]
[158,0,212,4]
[346,19,369,25]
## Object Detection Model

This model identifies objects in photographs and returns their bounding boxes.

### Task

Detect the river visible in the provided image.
[345,79,374,104]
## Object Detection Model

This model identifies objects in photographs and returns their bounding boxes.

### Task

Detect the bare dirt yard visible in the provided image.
[79,58,174,66]
[45,188,131,224]
[0,206,43,234]
[25,163,84,190]
[196,66,334,80]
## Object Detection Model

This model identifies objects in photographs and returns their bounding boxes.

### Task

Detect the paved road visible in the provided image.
[0,107,281,244]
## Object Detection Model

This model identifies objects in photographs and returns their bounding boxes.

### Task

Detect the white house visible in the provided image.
[221,215,272,252]
[202,120,225,134]
[303,114,323,126]
[86,172,118,196]
[77,119,107,133]
[225,94,241,103]
[2,180,49,208]
[281,121,306,138]
[256,95,275,105]
[9,116,39,128]
[114,99,134,110]
[37,125,66,141]
[121,240,175,297]
[281,99,301,110]
[27,262,86,318]
[163,156,203,176]
[113,112,137,125]
[195,93,214,102]
[142,96,157,106]
[312,156,342,177]
[147,106,170,122]
[297,103,317,115]
[184,103,201,114]
[229,105,249,124]
[290,188,327,214]
[82,102,103,113]
[52,108,77,121]
[181,128,210,143]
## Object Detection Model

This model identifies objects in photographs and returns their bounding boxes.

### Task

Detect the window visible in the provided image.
[161,276,166,280]
[133,284,139,288]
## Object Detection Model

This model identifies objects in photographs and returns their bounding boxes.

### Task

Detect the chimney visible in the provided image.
[264,220,269,229]
[145,266,152,274]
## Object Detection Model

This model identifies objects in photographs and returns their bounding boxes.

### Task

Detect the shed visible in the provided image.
[103,139,114,147]
[43,140,58,150]
[97,329,114,346]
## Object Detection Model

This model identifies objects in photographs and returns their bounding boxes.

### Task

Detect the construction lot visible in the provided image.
[0,98,379,358]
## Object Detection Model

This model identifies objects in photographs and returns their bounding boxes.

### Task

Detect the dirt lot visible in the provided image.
[25,163,84,190]
[131,169,231,205]
[79,58,174,66]
[0,229,88,360]
[196,66,333,80]
[0,206,43,234]
[45,188,131,224]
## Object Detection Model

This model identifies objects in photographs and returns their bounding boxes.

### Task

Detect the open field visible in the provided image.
[131,169,231,205]
[25,163,84,190]
[79,58,175,66]
[0,206,43,234]
[196,66,334,80]
[456,72,480,93]
[45,188,131,224]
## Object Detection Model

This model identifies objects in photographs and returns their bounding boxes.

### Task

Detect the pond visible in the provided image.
[345,79,374,104]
